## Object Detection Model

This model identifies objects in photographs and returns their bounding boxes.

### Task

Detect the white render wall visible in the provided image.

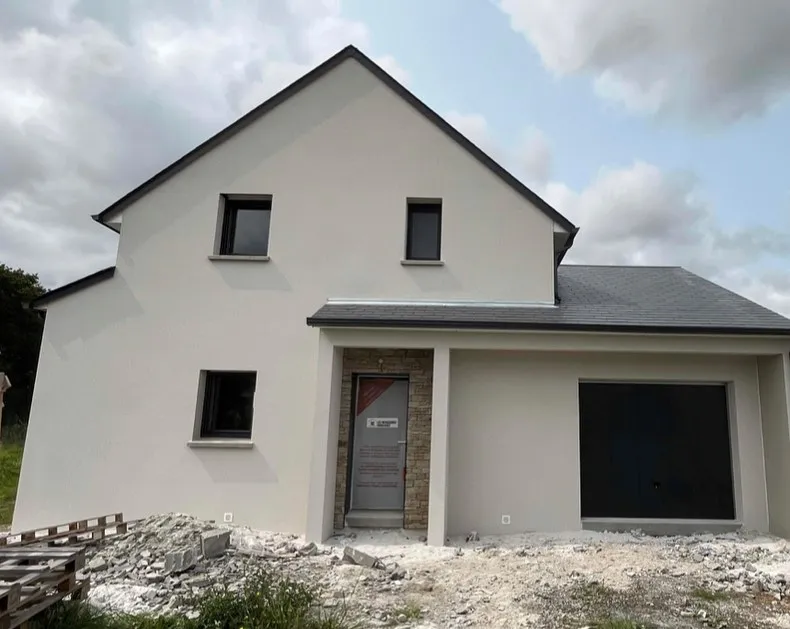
[758,354,790,537]
[447,350,768,536]
[14,57,557,532]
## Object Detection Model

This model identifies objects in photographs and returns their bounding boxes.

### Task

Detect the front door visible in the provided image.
[350,377,409,511]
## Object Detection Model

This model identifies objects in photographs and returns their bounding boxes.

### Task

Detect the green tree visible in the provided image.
[0,264,45,426]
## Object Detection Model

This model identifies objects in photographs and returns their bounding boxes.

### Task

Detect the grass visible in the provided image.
[32,569,357,629]
[592,620,646,629]
[0,441,23,525]
[690,587,729,602]
[388,601,422,624]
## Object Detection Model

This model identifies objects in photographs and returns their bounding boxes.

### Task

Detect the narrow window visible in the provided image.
[406,201,442,260]
[200,371,256,439]
[220,197,272,256]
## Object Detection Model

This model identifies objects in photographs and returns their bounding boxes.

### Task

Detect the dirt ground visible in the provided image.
[86,515,790,628]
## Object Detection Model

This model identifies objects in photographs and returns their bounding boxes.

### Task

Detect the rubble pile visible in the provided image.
[667,535,790,599]
[81,514,790,627]
[83,514,429,620]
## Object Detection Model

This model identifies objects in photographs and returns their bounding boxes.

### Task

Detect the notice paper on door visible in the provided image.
[366,417,399,428]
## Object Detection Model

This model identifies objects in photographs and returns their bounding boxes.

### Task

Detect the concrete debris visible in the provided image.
[342,546,384,569]
[465,531,479,543]
[81,513,790,627]
[88,555,108,572]
[164,546,199,574]
[298,541,319,556]
[200,529,230,559]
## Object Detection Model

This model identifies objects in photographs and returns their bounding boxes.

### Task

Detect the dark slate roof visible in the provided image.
[306,265,790,335]
[93,45,576,235]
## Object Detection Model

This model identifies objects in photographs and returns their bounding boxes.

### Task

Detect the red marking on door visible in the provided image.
[356,378,395,415]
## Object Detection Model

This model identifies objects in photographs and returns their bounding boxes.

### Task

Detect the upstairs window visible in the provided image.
[219,196,272,256]
[200,371,257,439]
[406,200,442,261]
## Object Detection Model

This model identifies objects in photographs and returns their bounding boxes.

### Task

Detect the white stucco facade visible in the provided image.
[14,50,790,544]
[14,55,558,533]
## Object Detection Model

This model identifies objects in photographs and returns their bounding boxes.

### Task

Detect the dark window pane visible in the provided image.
[231,208,271,255]
[219,198,272,256]
[201,372,256,438]
[407,205,441,260]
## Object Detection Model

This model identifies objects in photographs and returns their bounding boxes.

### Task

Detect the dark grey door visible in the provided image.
[579,382,735,520]
[350,377,409,511]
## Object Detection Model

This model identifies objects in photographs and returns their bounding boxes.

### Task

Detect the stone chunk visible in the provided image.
[164,546,199,574]
[201,529,231,559]
[342,546,384,569]
[88,556,108,572]
[298,542,318,556]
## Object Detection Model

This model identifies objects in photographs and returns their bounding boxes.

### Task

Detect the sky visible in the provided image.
[1,0,790,314]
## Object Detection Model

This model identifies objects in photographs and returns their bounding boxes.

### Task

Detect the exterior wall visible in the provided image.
[447,350,767,536]
[14,57,557,532]
[758,354,790,537]
[334,349,433,530]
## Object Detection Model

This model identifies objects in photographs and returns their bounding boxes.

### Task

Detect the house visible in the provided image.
[15,46,790,546]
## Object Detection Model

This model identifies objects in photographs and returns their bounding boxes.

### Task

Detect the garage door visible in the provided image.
[579,383,735,520]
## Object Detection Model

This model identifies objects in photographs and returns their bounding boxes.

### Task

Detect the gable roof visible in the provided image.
[93,45,577,235]
[307,265,790,335]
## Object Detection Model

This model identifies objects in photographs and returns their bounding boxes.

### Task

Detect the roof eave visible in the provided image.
[305,316,790,337]
[29,266,117,310]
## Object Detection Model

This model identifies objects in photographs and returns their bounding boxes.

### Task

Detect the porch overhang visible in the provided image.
[306,302,790,337]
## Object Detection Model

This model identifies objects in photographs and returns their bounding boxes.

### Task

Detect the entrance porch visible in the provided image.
[306,329,790,547]
[334,349,434,531]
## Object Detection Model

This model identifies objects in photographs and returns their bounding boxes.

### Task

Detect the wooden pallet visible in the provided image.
[0,514,128,549]
[0,546,88,629]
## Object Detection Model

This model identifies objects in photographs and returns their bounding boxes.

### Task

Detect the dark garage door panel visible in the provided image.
[579,383,735,520]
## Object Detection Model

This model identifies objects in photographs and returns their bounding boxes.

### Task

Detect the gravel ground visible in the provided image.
[84,514,790,628]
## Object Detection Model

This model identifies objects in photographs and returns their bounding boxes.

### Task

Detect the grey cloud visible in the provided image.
[546,162,790,315]
[442,111,790,316]
[0,1,397,287]
[499,0,790,120]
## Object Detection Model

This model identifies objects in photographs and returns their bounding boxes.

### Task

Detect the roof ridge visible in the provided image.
[93,44,576,234]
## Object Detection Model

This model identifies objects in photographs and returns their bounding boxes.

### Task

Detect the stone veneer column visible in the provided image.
[334,349,433,530]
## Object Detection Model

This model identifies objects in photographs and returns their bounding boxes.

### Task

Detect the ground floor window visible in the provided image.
[200,371,256,439]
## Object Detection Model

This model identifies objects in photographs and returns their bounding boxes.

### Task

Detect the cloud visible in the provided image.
[0,0,406,287]
[441,109,790,315]
[498,0,790,120]
[517,127,552,184]
[544,162,790,315]
[444,111,502,160]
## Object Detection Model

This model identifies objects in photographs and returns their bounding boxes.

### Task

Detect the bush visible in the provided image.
[33,569,355,629]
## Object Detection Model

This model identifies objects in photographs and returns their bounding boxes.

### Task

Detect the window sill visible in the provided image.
[208,255,270,262]
[187,439,254,449]
[400,259,444,266]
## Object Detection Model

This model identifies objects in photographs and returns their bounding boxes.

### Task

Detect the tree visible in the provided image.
[0,265,45,425]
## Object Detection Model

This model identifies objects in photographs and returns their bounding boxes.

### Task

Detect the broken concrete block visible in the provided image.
[298,542,318,556]
[201,529,230,559]
[342,546,384,569]
[164,546,199,574]
[88,556,108,571]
